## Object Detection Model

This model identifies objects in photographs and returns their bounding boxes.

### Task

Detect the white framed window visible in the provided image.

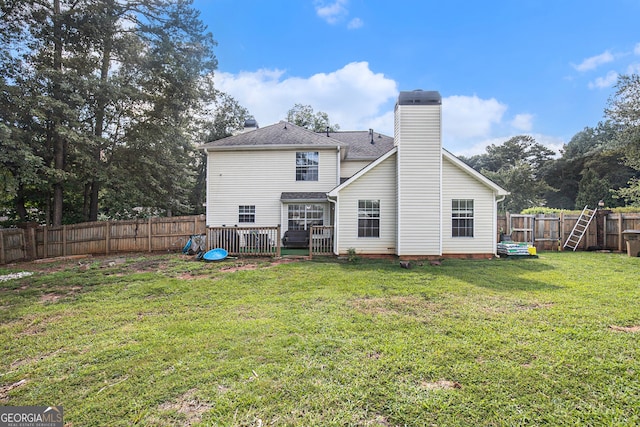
[452,199,474,237]
[238,205,255,223]
[358,200,380,237]
[288,204,324,230]
[296,152,319,181]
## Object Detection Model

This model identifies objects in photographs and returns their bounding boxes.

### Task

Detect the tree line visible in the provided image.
[460,74,640,213]
[2,2,639,225]
[0,0,248,226]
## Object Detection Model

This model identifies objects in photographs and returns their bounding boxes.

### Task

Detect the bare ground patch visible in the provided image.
[0,379,27,402]
[420,380,462,390]
[609,325,640,333]
[151,388,212,426]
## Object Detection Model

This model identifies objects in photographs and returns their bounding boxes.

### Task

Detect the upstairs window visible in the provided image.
[452,199,474,237]
[296,152,319,181]
[238,205,255,223]
[358,200,380,237]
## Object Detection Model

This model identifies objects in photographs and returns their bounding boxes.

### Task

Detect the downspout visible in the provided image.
[328,196,338,255]
[336,146,341,186]
[495,194,507,255]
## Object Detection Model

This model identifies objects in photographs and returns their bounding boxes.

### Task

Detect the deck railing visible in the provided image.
[207,226,281,257]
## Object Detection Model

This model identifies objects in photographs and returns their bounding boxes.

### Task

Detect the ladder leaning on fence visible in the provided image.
[563,205,597,251]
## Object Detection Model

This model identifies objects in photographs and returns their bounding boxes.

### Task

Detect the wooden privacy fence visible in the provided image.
[3,213,640,264]
[498,212,640,251]
[0,215,206,264]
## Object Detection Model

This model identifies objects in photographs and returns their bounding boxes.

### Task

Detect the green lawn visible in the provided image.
[1,252,638,426]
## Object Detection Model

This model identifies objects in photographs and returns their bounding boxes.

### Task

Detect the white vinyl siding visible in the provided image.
[395,103,442,256]
[340,160,373,179]
[336,154,397,254]
[206,149,337,227]
[442,157,497,254]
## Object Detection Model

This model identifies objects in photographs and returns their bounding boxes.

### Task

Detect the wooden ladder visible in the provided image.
[563,206,597,251]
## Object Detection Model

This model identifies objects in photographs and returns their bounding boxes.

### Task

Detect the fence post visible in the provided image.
[105,221,110,255]
[276,224,281,258]
[29,227,36,260]
[618,212,624,252]
[148,217,152,252]
[63,225,67,257]
[43,226,48,258]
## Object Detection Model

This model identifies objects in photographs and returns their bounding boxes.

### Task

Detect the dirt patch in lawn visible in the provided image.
[609,325,640,333]
[155,388,212,426]
[0,379,27,402]
[420,380,462,390]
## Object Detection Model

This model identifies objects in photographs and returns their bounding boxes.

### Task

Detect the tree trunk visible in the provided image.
[51,0,64,226]
[88,10,114,222]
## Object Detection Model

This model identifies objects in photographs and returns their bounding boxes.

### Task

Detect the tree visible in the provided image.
[483,161,555,213]
[460,135,556,212]
[286,104,340,132]
[0,0,218,224]
[189,89,250,214]
[606,73,640,205]
[575,169,611,209]
[542,122,633,209]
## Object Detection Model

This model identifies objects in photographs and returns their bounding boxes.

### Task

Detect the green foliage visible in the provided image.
[462,135,557,212]
[286,103,340,132]
[0,0,222,224]
[575,169,612,209]
[520,207,568,215]
[606,74,640,205]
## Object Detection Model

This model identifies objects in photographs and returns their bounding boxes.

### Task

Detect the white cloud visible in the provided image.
[635,43,640,56]
[315,0,349,25]
[347,17,363,29]
[588,70,619,89]
[628,63,640,74]
[511,113,534,131]
[442,95,507,141]
[213,62,397,131]
[212,63,558,156]
[573,51,614,72]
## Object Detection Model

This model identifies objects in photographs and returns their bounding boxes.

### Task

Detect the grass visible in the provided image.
[1,252,639,426]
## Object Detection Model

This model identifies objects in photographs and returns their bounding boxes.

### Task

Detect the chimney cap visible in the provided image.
[397,90,441,106]
[243,118,258,128]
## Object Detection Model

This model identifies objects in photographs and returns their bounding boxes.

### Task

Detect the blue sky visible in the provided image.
[193,0,640,156]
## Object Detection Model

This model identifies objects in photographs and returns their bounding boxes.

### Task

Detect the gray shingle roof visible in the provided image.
[280,192,328,201]
[328,131,394,160]
[199,121,345,149]
[199,122,395,162]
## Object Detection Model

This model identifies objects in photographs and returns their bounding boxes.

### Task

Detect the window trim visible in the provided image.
[358,199,380,238]
[452,199,474,237]
[238,205,256,223]
[296,151,319,182]
[287,204,324,231]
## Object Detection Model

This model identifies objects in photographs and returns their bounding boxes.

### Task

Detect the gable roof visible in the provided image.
[199,121,346,151]
[328,147,398,196]
[328,147,508,197]
[327,131,394,160]
[443,149,509,195]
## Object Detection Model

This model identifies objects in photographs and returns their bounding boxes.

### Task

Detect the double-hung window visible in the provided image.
[452,199,474,237]
[358,200,380,237]
[296,152,319,181]
[238,205,255,223]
